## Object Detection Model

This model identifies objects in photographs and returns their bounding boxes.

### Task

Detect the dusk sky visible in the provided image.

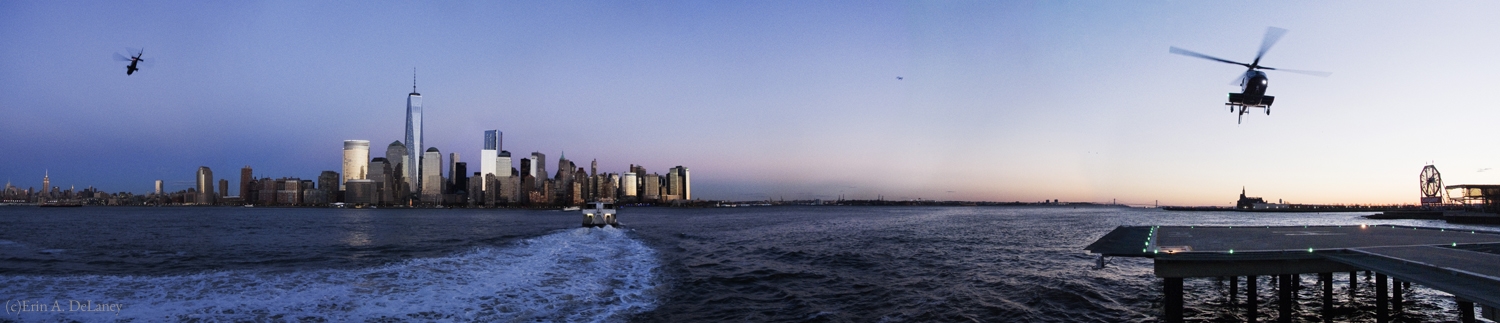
[5,1,1500,205]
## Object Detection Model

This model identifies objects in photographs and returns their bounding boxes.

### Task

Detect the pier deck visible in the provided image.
[1087,225,1500,322]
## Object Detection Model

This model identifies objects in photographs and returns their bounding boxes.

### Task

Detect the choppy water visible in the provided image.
[0,206,1490,322]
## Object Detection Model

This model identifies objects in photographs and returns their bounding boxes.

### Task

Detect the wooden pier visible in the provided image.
[1087,225,1500,322]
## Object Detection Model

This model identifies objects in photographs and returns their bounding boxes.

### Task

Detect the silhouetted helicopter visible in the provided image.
[113,48,146,75]
[1170,27,1330,124]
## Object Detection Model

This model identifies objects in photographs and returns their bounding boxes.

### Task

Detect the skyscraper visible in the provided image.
[421,147,442,203]
[384,139,408,201]
[369,157,388,203]
[385,141,407,170]
[496,151,512,179]
[342,140,370,190]
[529,152,547,185]
[405,72,424,195]
[448,152,460,191]
[154,180,163,195]
[196,166,214,205]
[41,171,49,197]
[240,166,252,199]
[670,166,691,200]
[480,130,501,189]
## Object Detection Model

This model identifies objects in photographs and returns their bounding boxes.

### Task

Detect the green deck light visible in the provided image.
[1453,243,1457,247]
[1308,247,1314,252]
[1229,249,1234,254]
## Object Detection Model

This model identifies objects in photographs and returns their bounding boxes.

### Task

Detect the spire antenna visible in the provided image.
[412,67,417,93]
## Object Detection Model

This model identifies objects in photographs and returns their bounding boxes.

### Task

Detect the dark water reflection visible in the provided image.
[0,206,1486,322]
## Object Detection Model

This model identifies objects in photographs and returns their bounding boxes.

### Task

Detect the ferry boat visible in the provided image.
[581,201,618,228]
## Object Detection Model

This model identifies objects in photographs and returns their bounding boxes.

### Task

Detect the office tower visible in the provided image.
[196,166,214,205]
[669,166,691,200]
[642,173,660,202]
[468,172,483,207]
[318,171,339,193]
[529,152,547,183]
[620,172,637,198]
[666,168,681,201]
[240,166,252,199]
[480,130,501,189]
[369,157,388,204]
[41,171,49,198]
[405,73,424,195]
[421,147,442,203]
[155,180,163,195]
[496,151,512,178]
[218,179,228,198]
[590,159,597,177]
[448,152,460,190]
[342,140,370,190]
[384,139,408,201]
[345,180,376,205]
[453,162,468,194]
[386,140,408,188]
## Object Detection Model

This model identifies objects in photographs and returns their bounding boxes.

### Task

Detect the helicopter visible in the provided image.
[113,48,146,75]
[1170,27,1330,124]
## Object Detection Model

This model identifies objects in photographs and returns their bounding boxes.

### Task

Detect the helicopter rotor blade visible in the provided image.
[1252,27,1287,67]
[1261,66,1331,77]
[113,53,132,62]
[1170,47,1251,68]
[1230,72,1248,86]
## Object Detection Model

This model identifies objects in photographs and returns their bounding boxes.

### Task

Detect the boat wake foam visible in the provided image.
[0,227,660,322]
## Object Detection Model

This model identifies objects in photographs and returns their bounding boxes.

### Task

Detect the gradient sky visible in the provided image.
[5,1,1500,205]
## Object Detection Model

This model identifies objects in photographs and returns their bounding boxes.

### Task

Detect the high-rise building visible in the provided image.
[384,141,408,201]
[240,166,252,199]
[529,152,547,184]
[154,180,163,195]
[453,162,467,194]
[496,151,512,179]
[41,171,50,198]
[385,140,407,181]
[218,179,229,198]
[480,130,501,189]
[405,73,424,195]
[669,166,691,200]
[448,152,461,190]
[420,147,442,203]
[342,140,370,190]
[196,166,214,205]
[369,157,388,204]
[620,172,638,198]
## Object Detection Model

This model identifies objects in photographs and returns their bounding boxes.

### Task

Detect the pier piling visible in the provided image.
[1320,272,1333,322]
[1164,277,1183,323]
[1376,273,1388,323]
[1458,298,1476,323]
[1229,276,1239,304]
[1349,271,1357,303]
[1392,278,1403,316]
[1248,275,1259,323]
[1278,274,1293,323]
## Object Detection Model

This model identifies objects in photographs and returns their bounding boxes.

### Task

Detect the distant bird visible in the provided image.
[896,76,903,80]
[1480,168,1492,173]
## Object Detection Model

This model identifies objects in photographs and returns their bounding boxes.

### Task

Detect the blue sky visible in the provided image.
[4,1,1500,205]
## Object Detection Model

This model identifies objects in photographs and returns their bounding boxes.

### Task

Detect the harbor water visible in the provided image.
[0,206,1488,322]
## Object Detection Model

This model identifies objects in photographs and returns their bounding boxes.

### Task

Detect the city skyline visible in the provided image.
[7,2,1500,205]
